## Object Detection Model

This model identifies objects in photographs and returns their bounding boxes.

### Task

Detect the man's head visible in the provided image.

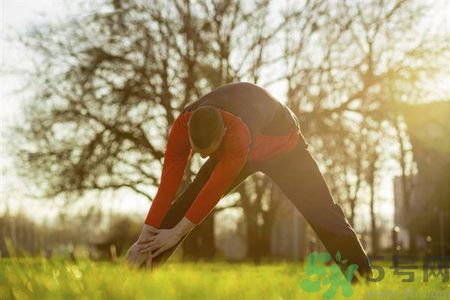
[188,106,226,158]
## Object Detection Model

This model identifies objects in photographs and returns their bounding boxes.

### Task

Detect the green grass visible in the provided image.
[0,258,449,300]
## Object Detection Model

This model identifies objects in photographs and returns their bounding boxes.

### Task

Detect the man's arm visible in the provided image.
[144,112,192,228]
[184,122,251,225]
[172,217,197,237]
[136,150,248,258]
[135,117,251,258]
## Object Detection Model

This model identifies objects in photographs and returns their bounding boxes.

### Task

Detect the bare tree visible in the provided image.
[6,0,447,261]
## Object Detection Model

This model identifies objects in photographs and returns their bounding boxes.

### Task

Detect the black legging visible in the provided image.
[150,140,372,281]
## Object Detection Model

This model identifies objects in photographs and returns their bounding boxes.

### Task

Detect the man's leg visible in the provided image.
[150,157,258,269]
[260,143,372,282]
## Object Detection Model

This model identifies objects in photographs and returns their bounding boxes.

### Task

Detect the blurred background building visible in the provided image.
[394,101,449,256]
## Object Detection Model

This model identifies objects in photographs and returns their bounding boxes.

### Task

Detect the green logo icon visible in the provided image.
[300,251,358,299]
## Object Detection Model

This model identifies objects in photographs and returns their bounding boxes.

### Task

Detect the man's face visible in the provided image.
[189,127,226,158]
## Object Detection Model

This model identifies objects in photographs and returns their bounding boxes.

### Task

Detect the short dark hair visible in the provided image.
[188,106,224,149]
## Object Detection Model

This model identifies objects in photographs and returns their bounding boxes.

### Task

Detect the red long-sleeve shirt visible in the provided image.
[144,109,299,227]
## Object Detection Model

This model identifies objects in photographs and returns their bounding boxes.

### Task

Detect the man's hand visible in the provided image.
[126,224,157,268]
[126,240,153,268]
[137,217,196,258]
[137,228,183,258]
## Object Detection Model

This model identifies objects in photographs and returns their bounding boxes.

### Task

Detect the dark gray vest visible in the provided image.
[183,82,300,142]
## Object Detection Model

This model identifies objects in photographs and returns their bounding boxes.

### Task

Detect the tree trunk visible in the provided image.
[369,182,379,255]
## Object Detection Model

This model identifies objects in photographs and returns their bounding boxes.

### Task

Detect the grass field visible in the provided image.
[1,257,449,300]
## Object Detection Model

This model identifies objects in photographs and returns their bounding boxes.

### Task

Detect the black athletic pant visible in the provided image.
[150,140,372,282]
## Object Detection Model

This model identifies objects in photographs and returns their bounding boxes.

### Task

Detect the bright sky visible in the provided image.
[1,0,448,228]
[0,1,154,223]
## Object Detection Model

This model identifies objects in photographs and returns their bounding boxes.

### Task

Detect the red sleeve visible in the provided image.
[144,112,192,228]
[184,121,251,225]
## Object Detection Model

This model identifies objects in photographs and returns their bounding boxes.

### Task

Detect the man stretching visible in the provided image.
[126,82,372,282]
